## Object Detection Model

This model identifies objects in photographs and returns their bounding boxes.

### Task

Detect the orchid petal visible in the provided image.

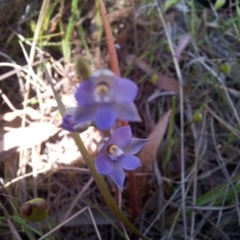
[95,155,113,175]
[74,80,95,106]
[60,114,74,131]
[60,107,79,132]
[115,102,141,122]
[118,154,141,170]
[109,126,132,149]
[95,104,116,130]
[73,121,91,132]
[74,105,98,123]
[64,107,78,115]
[109,162,125,190]
[111,78,138,103]
[91,69,115,78]
[97,137,109,152]
[91,69,115,86]
[124,138,149,155]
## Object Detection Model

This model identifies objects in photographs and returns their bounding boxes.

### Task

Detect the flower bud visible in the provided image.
[19,198,48,222]
[60,107,92,132]
[220,63,231,75]
[75,56,92,81]
[193,112,203,123]
[151,74,159,85]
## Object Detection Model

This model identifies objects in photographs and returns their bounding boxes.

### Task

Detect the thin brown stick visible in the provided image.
[128,171,137,221]
[97,0,120,76]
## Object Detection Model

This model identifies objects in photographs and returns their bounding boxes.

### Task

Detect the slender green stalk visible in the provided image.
[61,0,78,62]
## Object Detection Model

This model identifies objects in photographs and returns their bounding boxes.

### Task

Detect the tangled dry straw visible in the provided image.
[0,0,28,42]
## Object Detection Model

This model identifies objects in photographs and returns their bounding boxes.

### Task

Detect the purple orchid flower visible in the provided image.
[60,107,91,133]
[73,69,141,130]
[95,126,149,190]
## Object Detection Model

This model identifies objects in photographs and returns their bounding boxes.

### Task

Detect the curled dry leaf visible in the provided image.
[126,55,180,93]
[139,109,172,172]
[108,6,133,23]
[136,109,172,205]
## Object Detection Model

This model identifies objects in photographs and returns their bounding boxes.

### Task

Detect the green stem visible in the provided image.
[162,96,176,171]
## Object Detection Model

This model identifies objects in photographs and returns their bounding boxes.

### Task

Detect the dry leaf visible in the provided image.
[108,6,133,23]
[126,55,180,93]
[0,122,57,152]
[0,107,41,122]
[138,109,172,172]
[155,73,180,93]
[175,34,191,60]
[136,110,172,206]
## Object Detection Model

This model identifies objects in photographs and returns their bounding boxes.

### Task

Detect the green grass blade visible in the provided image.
[61,0,78,62]
[162,96,176,171]
[196,175,240,206]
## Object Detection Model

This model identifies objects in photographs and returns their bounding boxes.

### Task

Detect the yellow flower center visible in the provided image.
[107,144,123,159]
[107,144,118,155]
[95,83,109,95]
[94,83,111,103]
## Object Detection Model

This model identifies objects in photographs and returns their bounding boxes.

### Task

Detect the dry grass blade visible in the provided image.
[7,219,22,240]
[62,177,94,221]
[154,1,187,238]
[206,106,240,139]
[38,207,102,240]
[210,117,240,226]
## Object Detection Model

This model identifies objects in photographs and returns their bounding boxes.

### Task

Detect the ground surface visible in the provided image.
[0,0,240,239]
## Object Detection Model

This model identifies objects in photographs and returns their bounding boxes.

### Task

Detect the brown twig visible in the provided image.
[97,0,120,76]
